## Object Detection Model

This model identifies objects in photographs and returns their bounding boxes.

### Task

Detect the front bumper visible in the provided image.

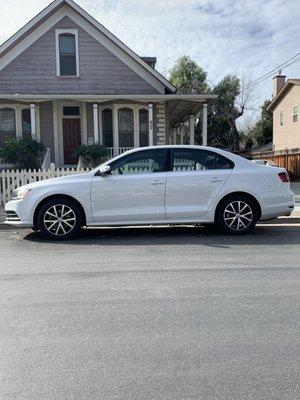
[4,199,33,228]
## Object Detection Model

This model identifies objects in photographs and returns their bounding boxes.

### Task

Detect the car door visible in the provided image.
[165,148,234,219]
[91,148,167,223]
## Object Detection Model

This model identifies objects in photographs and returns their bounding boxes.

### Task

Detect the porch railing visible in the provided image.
[77,147,133,169]
[106,147,133,159]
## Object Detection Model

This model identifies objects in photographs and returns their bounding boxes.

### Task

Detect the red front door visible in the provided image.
[63,118,81,164]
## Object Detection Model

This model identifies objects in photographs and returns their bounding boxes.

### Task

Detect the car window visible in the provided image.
[171,149,234,171]
[109,149,167,175]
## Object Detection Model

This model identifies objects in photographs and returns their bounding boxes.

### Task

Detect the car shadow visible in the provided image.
[21,222,300,247]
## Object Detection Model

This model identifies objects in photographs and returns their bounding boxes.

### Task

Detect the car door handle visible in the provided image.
[210,178,223,183]
[151,180,165,185]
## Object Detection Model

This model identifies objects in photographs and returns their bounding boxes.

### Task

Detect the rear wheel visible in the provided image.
[37,198,83,240]
[216,195,259,235]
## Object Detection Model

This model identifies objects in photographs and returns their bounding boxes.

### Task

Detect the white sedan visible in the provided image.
[5,146,295,240]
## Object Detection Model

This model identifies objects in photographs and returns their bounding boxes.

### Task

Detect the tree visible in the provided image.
[208,75,256,151]
[169,56,208,94]
[249,100,273,148]
[168,57,256,151]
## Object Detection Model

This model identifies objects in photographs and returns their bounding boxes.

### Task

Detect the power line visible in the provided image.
[251,52,300,83]
[247,52,300,87]
[246,52,300,88]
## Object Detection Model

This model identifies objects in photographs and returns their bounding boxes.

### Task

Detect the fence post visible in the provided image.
[50,163,55,178]
[1,170,5,206]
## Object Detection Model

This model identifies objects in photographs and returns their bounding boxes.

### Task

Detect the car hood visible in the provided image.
[16,172,92,191]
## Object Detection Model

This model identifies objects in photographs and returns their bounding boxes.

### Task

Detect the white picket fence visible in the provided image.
[0,163,89,206]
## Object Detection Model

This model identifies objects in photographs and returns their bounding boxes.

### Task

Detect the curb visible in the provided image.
[1,219,300,231]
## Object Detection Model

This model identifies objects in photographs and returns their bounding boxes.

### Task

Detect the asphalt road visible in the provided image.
[0,224,299,400]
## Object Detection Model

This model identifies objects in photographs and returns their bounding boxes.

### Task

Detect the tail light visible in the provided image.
[278,171,290,183]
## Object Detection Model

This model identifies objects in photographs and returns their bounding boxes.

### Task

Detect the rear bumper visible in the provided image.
[260,189,295,220]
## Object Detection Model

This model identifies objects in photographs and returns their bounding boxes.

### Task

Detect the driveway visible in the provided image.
[0,224,299,400]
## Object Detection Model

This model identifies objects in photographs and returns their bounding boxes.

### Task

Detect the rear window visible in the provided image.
[171,149,234,171]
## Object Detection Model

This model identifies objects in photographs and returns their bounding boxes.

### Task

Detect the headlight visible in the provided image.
[12,188,31,200]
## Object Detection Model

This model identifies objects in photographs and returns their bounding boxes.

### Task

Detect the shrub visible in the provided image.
[75,144,108,168]
[0,138,45,170]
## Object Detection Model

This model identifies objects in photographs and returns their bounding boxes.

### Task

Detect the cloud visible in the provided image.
[0,0,300,125]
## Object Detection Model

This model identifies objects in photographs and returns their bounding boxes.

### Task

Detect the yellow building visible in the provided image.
[268,76,300,151]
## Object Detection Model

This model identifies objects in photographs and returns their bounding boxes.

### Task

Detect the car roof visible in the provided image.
[111,145,252,167]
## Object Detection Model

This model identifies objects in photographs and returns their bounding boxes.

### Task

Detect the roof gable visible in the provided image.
[268,79,300,110]
[0,0,176,94]
[0,16,161,95]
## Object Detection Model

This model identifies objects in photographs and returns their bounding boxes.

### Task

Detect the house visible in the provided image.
[0,0,215,167]
[268,74,300,151]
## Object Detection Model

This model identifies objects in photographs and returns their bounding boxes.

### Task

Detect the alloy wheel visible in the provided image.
[223,201,253,231]
[43,204,76,236]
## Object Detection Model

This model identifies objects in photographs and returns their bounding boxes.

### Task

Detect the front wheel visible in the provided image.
[37,198,83,240]
[216,196,259,235]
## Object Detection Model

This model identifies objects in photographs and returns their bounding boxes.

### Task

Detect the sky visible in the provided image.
[0,0,299,127]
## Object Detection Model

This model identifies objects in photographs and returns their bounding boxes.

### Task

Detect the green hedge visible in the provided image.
[0,138,45,170]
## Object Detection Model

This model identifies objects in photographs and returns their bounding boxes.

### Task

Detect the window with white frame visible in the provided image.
[139,109,149,146]
[56,29,79,77]
[0,108,16,147]
[280,111,284,126]
[118,108,134,147]
[292,105,298,123]
[102,109,113,147]
[63,106,80,116]
[21,108,31,139]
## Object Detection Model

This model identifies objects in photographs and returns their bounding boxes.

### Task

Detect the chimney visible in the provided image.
[141,57,157,69]
[272,70,286,97]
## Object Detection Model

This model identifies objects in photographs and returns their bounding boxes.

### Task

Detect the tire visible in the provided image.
[215,195,259,235]
[37,198,83,240]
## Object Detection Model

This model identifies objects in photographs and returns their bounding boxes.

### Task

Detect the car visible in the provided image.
[251,159,277,167]
[4,145,295,240]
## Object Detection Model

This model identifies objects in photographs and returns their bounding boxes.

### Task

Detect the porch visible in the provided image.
[0,94,216,167]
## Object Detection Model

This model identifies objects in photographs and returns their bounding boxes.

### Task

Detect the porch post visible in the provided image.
[148,103,154,146]
[190,115,195,145]
[173,129,176,145]
[180,126,184,145]
[30,103,37,140]
[113,105,119,157]
[82,102,88,145]
[202,103,208,146]
[93,103,99,144]
[134,105,139,148]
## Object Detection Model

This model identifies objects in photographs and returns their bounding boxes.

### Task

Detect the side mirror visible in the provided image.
[98,165,111,176]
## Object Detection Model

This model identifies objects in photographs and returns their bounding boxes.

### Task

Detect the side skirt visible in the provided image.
[85,218,215,227]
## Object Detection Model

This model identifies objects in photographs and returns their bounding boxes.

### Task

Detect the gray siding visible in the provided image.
[39,101,54,161]
[0,16,159,95]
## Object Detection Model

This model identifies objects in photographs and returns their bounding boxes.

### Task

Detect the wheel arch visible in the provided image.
[33,194,87,230]
[214,191,262,222]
